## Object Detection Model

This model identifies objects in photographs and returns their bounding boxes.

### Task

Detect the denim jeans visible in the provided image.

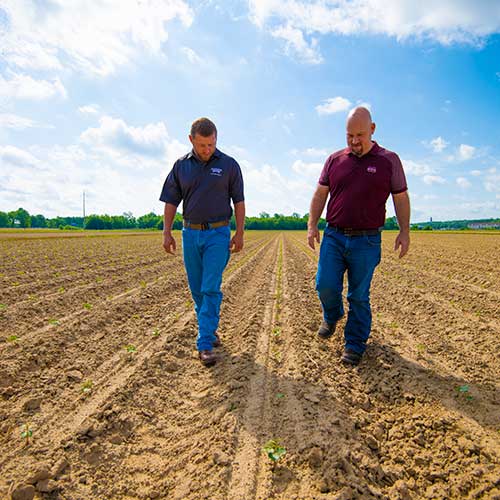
[182,226,230,351]
[316,226,381,354]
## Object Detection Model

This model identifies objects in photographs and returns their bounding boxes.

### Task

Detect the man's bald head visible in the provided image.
[346,106,376,157]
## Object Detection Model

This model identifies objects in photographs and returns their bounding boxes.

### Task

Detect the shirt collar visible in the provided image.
[348,141,381,158]
[188,148,222,163]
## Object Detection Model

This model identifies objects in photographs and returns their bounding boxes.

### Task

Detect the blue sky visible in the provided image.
[1,0,499,222]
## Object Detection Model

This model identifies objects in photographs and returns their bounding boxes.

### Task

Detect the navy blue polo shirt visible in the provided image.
[160,148,245,224]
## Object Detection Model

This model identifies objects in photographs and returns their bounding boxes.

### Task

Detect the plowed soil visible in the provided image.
[1,230,499,500]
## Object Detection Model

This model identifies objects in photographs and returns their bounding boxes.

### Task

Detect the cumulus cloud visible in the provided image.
[484,169,500,193]
[423,175,446,185]
[78,104,101,115]
[181,47,203,64]
[291,159,323,178]
[248,0,500,51]
[80,116,170,158]
[402,159,433,177]
[271,24,323,64]
[458,144,476,161]
[0,113,50,130]
[429,136,449,152]
[0,72,67,100]
[456,177,471,189]
[1,0,194,76]
[316,96,351,115]
[0,145,40,168]
[470,169,482,176]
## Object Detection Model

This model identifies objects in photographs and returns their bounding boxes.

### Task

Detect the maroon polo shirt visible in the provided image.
[318,141,407,229]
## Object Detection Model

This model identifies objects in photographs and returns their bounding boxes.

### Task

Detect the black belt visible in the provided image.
[183,220,229,230]
[328,225,381,236]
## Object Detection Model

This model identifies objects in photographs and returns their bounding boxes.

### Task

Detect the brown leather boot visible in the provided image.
[199,350,217,367]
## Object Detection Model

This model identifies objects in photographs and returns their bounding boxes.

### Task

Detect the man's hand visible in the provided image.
[307,226,320,250]
[394,231,410,258]
[230,232,244,253]
[163,232,177,255]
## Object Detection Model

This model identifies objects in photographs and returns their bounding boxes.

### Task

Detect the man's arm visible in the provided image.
[230,201,245,253]
[392,191,410,258]
[307,185,329,249]
[162,203,178,255]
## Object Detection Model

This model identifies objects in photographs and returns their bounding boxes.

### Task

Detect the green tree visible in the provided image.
[0,211,9,227]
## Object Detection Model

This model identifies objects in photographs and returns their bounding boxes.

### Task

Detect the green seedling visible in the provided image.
[276,393,285,399]
[11,281,20,286]
[272,350,282,363]
[228,402,237,412]
[83,303,92,310]
[21,423,33,445]
[0,303,6,310]
[140,280,147,288]
[173,312,180,321]
[416,343,426,353]
[389,322,399,329]
[272,327,281,338]
[96,277,103,283]
[58,286,65,293]
[81,380,93,393]
[48,319,60,326]
[456,384,474,401]
[124,345,137,353]
[152,328,160,337]
[6,335,19,342]
[263,439,286,469]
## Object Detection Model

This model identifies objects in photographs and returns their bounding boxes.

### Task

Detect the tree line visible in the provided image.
[3,207,497,231]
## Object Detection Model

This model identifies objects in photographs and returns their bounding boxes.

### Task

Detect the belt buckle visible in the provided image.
[344,227,353,235]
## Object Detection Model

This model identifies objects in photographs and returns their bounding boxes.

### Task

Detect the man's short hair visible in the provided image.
[191,117,217,138]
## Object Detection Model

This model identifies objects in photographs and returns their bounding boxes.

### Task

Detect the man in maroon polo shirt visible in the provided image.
[307,106,410,366]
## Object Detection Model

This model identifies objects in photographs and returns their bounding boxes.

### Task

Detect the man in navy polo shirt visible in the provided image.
[307,107,410,366]
[160,117,245,367]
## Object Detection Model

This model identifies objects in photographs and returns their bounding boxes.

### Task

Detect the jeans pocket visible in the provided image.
[365,234,381,247]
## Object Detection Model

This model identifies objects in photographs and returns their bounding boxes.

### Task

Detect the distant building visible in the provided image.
[468,222,500,229]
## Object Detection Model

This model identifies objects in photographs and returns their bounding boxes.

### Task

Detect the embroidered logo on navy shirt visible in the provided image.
[367,166,377,173]
[210,167,223,176]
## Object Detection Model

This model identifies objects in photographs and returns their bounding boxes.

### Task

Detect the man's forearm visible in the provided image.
[308,188,329,227]
[393,191,410,232]
[234,201,245,233]
[163,203,178,234]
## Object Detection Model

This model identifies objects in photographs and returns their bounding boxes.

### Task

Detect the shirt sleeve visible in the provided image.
[159,162,182,206]
[389,153,408,194]
[229,160,245,204]
[318,156,331,186]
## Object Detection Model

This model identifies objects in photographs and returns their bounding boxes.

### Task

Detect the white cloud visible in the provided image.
[78,105,101,115]
[80,116,170,158]
[458,144,476,161]
[316,96,352,115]
[423,175,446,185]
[292,147,328,158]
[470,169,482,176]
[456,177,471,189]
[429,136,448,152]
[291,159,323,178]
[248,0,500,51]
[1,0,194,76]
[0,113,50,130]
[0,145,40,168]
[271,24,323,64]
[181,47,202,64]
[402,159,432,176]
[484,170,500,193]
[0,72,67,101]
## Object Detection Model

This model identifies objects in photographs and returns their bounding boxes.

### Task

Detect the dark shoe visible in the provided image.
[213,333,221,348]
[318,320,336,339]
[341,348,362,366]
[199,350,217,367]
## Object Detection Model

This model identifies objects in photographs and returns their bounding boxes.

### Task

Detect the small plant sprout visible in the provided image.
[152,328,160,337]
[83,303,92,310]
[140,280,147,288]
[456,384,474,401]
[21,423,33,445]
[96,277,103,283]
[276,393,285,399]
[0,303,6,310]
[58,286,65,293]
[416,343,426,353]
[263,439,286,470]
[6,335,19,342]
[272,327,281,338]
[125,345,137,353]
[81,380,93,393]
[48,319,60,326]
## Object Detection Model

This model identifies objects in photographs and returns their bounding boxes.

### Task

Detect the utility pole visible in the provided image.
[83,190,86,219]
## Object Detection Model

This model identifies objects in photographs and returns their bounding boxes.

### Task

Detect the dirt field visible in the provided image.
[1,230,499,500]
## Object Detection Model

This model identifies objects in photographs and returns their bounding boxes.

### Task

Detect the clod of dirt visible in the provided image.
[365,435,379,451]
[213,451,231,466]
[66,370,83,382]
[11,484,35,500]
[308,447,323,469]
[51,458,70,478]
[36,479,58,493]
[22,397,42,412]
[26,464,51,484]
[332,486,354,500]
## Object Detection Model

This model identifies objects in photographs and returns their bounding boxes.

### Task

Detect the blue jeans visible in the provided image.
[316,226,381,354]
[182,226,231,351]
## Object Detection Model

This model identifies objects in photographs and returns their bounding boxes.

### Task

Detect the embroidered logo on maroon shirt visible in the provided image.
[367,166,377,173]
